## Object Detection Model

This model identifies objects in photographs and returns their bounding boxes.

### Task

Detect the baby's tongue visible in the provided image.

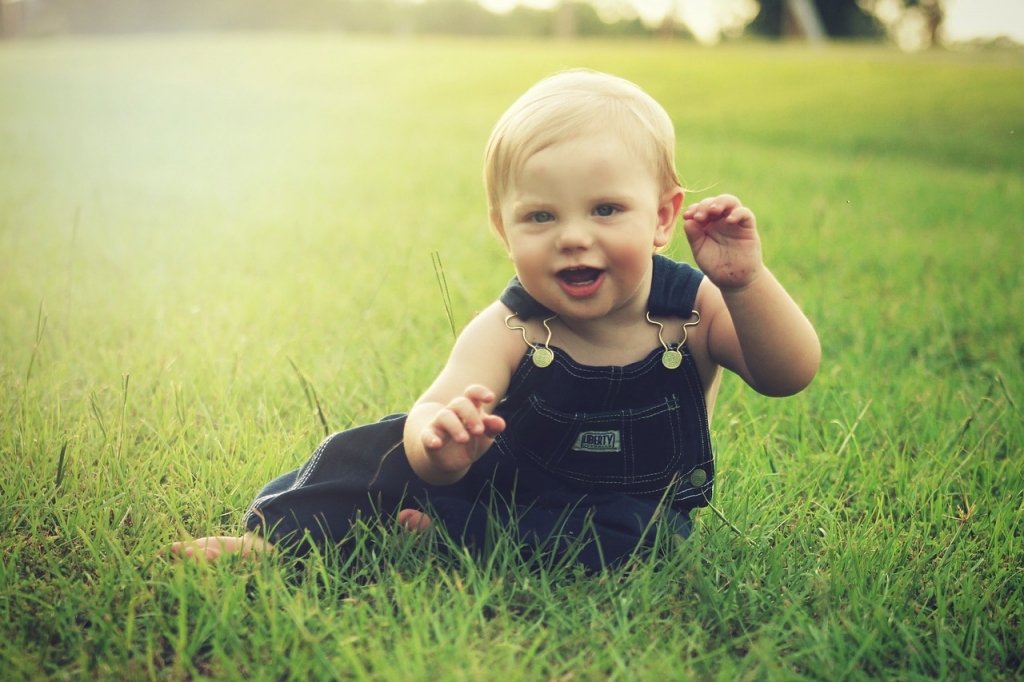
[560,267,601,285]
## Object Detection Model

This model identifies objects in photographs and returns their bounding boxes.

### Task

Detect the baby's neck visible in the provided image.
[551,313,663,367]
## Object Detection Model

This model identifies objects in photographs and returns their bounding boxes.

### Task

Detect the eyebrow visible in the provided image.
[507,196,552,212]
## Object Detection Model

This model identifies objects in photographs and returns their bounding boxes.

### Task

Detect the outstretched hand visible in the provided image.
[419,384,506,476]
[682,194,763,291]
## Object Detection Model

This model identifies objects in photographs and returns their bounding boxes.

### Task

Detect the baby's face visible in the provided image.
[494,130,677,320]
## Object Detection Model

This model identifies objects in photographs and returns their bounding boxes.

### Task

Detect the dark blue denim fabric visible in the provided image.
[487,343,714,509]
[245,258,712,570]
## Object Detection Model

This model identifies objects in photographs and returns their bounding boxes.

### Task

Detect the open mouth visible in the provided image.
[556,267,604,297]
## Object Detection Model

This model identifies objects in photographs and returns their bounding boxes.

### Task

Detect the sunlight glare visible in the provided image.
[944,0,1024,43]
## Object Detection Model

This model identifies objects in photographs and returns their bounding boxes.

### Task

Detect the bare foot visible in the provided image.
[168,533,273,561]
[397,509,432,532]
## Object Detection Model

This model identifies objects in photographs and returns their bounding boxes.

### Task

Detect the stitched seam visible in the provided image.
[293,433,336,489]
[243,432,337,527]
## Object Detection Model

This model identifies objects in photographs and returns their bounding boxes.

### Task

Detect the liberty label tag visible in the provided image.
[572,430,622,453]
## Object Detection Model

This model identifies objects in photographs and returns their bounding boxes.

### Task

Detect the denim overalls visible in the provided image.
[244,257,713,570]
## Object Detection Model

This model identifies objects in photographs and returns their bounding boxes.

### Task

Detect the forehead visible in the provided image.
[508,129,655,193]
[503,131,660,209]
[523,131,639,174]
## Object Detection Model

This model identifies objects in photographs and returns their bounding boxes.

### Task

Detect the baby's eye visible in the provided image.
[594,204,619,217]
[529,211,555,224]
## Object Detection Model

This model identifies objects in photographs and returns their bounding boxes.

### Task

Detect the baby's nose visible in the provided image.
[555,219,594,250]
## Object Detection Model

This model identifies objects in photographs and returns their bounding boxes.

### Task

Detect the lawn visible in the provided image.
[1,34,1022,679]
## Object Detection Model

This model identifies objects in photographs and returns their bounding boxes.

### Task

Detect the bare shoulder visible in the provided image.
[456,301,529,364]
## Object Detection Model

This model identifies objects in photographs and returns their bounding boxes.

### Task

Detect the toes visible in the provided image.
[166,535,272,562]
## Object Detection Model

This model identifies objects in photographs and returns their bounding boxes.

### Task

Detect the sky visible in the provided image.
[943,0,1024,43]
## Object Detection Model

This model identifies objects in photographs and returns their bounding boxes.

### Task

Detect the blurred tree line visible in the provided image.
[749,0,882,39]
[3,0,951,47]
[750,0,946,48]
[6,0,658,39]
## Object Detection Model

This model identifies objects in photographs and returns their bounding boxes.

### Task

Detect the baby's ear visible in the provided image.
[654,188,684,247]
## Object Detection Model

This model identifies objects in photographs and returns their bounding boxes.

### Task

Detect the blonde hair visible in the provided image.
[484,69,680,218]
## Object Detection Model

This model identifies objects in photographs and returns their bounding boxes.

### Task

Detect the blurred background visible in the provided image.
[1,0,1021,51]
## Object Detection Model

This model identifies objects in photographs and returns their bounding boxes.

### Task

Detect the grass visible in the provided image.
[1,34,1022,679]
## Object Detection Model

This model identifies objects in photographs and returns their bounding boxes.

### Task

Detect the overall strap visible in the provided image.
[499,277,553,320]
[647,255,704,317]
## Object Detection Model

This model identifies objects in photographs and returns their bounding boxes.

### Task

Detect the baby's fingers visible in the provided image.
[422,408,469,450]
[420,421,452,451]
[425,396,486,447]
[683,194,743,223]
[462,384,497,408]
[481,413,506,438]
[723,205,755,227]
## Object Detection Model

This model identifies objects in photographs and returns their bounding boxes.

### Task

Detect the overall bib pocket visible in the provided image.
[502,394,688,494]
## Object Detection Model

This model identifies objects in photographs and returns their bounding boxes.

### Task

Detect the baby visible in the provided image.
[172,69,820,570]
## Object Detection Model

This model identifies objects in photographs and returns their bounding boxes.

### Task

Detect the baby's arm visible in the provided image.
[683,195,820,396]
[404,302,520,485]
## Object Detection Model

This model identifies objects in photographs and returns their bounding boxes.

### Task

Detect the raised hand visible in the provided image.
[418,384,506,477]
[682,194,763,291]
